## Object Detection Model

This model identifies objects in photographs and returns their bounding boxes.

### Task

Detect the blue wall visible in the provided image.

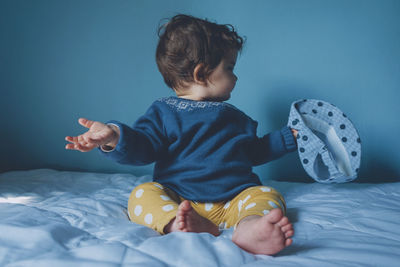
[1,0,399,183]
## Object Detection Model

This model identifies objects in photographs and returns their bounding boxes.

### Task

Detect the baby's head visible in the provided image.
[156,14,244,100]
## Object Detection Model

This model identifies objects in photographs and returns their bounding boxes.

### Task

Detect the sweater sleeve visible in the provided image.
[250,126,297,166]
[99,104,167,166]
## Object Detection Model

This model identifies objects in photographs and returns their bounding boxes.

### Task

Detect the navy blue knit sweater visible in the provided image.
[101,97,297,202]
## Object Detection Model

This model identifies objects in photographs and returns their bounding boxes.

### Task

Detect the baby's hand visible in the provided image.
[291,128,298,139]
[65,118,120,152]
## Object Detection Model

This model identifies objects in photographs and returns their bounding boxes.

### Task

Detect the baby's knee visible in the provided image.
[129,182,164,201]
[127,182,160,221]
[248,186,286,213]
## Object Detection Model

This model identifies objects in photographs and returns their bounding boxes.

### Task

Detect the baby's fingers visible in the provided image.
[65,135,96,151]
[65,135,87,146]
[65,141,97,152]
[78,118,95,129]
[66,134,93,145]
[65,136,77,143]
[65,143,75,150]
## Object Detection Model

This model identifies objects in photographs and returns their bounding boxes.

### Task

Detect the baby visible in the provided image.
[66,14,296,255]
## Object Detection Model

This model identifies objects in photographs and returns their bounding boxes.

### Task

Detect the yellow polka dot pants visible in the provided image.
[127,182,286,234]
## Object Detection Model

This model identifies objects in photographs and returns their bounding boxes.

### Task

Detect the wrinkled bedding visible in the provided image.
[0,169,399,266]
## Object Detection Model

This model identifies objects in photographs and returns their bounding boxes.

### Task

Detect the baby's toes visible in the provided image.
[281,223,293,232]
[277,216,289,227]
[285,230,294,238]
[177,215,185,229]
[265,209,284,224]
[285,238,293,247]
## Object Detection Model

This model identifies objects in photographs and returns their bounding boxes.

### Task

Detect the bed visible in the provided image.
[0,169,399,266]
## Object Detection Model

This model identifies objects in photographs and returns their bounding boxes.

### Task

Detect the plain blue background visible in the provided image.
[1,0,399,183]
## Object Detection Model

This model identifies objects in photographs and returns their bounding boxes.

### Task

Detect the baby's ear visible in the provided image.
[193,64,208,85]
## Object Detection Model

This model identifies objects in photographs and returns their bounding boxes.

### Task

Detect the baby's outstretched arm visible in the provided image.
[65,118,120,152]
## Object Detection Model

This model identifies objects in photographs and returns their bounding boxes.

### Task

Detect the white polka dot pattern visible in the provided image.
[160,195,171,201]
[245,203,256,210]
[153,183,164,189]
[127,183,287,234]
[243,195,251,203]
[162,204,174,212]
[144,214,153,224]
[223,201,231,209]
[135,189,144,198]
[238,200,243,213]
[260,187,271,192]
[134,205,142,216]
[268,201,278,209]
[205,203,213,211]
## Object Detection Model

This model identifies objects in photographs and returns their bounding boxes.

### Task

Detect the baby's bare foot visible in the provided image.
[232,209,294,255]
[164,200,220,236]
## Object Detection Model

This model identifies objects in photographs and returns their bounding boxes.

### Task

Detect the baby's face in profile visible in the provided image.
[205,51,238,101]
[174,50,239,102]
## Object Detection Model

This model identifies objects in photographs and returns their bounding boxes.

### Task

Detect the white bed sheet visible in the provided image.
[0,169,399,266]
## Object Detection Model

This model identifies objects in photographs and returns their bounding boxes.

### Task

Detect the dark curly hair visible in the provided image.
[156,14,245,90]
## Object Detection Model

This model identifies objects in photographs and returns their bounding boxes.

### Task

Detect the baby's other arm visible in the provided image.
[65,118,120,152]
[250,126,298,166]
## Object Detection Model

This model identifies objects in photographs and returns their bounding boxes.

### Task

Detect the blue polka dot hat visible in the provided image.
[288,99,361,183]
